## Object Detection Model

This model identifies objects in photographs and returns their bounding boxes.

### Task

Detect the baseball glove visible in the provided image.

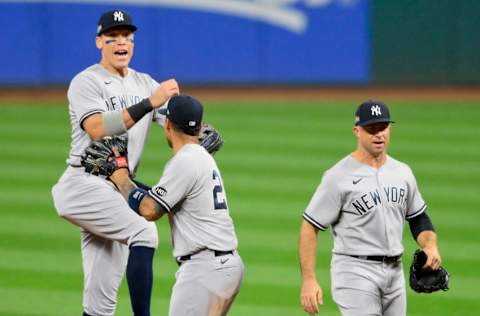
[409,249,450,293]
[198,123,223,155]
[81,135,129,176]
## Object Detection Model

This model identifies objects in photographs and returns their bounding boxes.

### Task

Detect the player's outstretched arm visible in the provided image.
[109,169,167,221]
[83,79,179,140]
[109,168,136,199]
[299,220,323,315]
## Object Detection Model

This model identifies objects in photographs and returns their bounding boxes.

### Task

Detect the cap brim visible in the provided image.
[98,24,137,35]
[357,118,394,126]
[158,108,167,115]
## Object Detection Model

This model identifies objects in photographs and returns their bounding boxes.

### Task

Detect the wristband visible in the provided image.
[128,188,147,214]
[127,98,154,123]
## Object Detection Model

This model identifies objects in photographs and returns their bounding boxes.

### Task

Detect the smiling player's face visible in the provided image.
[96,27,134,75]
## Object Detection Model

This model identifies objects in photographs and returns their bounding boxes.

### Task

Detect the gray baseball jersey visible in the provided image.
[67,63,163,173]
[52,63,164,316]
[148,143,238,257]
[303,154,426,316]
[303,155,426,256]
[148,143,243,316]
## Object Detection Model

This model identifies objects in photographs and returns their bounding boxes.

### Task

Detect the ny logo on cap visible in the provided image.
[113,11,124,22]
[371,105,382,116]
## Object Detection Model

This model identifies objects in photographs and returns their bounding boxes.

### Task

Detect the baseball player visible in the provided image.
[51,10,180,316]
[298,101,443,316]
[107,95,244,316]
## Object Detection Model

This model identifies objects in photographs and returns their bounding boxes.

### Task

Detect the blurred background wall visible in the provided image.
[1,0,478,86]
[372,0,480,85]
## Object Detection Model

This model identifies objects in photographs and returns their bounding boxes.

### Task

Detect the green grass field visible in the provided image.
[0,99,479,315]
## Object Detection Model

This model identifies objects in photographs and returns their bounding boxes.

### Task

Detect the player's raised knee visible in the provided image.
[129,221,158,249]
[51,185,70,218]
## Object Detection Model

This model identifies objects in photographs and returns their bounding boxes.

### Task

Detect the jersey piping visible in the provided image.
[79,109,105,129]
[406,203,427,220]
[148,191,172,213]
[303,213,327,231]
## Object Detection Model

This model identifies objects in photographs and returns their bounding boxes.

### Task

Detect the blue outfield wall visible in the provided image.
[0,1,370,85]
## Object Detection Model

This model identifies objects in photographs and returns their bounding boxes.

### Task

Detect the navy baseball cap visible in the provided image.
[355,100,394,126]
[159,95,203,136]
[97,10,137,36]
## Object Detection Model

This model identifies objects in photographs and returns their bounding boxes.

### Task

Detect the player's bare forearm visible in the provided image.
[299,220,323,315]
[416,230,441,270]
[110,170,166,221]
[299,220,319,281]
[416,230,437,248]
[139,197,166,221]
[110,169,136,200]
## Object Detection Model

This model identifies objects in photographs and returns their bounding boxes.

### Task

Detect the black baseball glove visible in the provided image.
[198,123,223,155]
[409,249,450,293]
[81,135,129,176]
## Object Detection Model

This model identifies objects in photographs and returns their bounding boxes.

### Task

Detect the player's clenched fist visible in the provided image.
[149,78,180,108]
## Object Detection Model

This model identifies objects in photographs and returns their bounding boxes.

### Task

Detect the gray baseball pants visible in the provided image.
[169,249,244,316]
[331,253,406,316]
[52,166,158,316]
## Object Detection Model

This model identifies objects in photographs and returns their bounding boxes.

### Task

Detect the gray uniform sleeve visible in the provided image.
[405,167,427,219]
[148,155,196,213]
[68,74,105,128]
[303,170,342,231]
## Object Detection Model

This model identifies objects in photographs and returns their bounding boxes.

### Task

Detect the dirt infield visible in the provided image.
[1,86,480,104]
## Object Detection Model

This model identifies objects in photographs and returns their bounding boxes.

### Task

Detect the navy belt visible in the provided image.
[176,250,233,266]
[349,255,401,264]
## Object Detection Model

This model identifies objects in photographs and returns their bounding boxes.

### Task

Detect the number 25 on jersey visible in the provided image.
[213,170,228,210]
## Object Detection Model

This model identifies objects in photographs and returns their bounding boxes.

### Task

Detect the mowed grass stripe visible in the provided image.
[3,212,479,264]
[0,287,82,316]
[225,172,478,195]
[0,126,70,140]
[0,267,176,293]
[0,160,476,194]
[2,199,478,236]
[4,207,478,247]
[230,303,339,316]
[0,248,178,276]
[225,185,479,204]
[0,287,172,316]
[0,164,66,180]
[0,247,316,288]
[6,227,480,270]
[2,145,69,158]
[3,255,477,303]
[0,267,317,307]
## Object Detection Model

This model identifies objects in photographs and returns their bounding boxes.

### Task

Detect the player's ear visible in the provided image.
[96,36,103,50]
[164,118,171,131]
[353,126,360,138]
